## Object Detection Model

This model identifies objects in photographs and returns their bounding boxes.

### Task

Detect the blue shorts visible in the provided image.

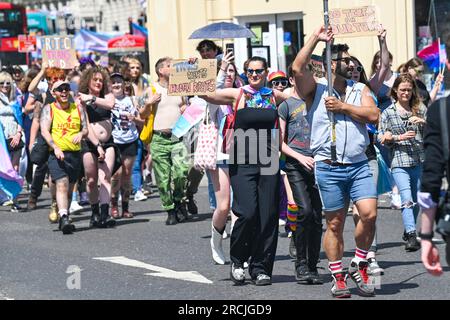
[314,160,377,212]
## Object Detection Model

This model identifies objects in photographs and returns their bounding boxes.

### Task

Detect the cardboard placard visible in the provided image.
[41,36,78,69]
[168,59,217,96]
[329,6,380,38]
[18,35,37,53]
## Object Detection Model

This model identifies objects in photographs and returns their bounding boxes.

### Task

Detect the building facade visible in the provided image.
[12,0,146,33]
[147,0,416,79]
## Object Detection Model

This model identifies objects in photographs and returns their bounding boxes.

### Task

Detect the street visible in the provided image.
[0,184,449,301]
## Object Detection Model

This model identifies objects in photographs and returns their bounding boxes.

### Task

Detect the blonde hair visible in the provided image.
[0,72,16,102]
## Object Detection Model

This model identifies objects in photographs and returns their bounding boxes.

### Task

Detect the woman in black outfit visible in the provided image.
[204,56,289,286]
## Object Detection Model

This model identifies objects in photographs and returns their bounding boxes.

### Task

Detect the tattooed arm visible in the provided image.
[40,104,64,160]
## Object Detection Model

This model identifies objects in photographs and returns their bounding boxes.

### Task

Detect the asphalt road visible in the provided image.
[0,184,449,301]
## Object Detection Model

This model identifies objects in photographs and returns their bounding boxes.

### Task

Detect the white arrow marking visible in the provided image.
[93,256,213,284]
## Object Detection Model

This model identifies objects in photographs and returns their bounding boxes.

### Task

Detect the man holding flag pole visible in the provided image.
[291,0,380,298]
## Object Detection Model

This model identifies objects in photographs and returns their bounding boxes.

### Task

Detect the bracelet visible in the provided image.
[418,231,434,240]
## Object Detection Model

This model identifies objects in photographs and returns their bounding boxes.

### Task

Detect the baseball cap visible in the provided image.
[52,80,70,92]
[110,72,124,79]
[268,71,287,82]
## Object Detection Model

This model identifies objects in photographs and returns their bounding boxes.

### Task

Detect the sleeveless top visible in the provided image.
[50,102,82,152]
[309,78,370,164]
[232,85,279,167]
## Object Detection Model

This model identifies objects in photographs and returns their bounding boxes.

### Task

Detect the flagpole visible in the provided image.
[323,0,337,163]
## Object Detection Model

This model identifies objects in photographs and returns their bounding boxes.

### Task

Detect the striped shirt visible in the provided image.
[378,102,426,168]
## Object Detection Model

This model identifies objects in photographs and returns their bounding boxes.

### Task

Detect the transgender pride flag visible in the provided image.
[0,124,24,199]
[132,23,148,39]
[417,39,447,70]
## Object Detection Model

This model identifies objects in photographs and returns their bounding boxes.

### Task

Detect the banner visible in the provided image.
[329,6,380,38]
[18,35,37,53]
[169,59,217,96]
[41,36,78,69]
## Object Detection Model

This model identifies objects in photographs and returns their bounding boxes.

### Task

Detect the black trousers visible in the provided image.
[30,161,48,199]
[229,164,280,278]
[285,159,323,270]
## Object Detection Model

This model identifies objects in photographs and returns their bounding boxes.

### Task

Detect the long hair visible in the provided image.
[390,73,422,116]
[370,50,393,77]
[0,72,16,102]
[401,58,424,73]
[78,67,110,98]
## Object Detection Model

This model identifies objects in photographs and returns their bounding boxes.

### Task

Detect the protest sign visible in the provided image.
[18,35,37,53]
[41,36,78,69]
[168,59,217,96]
[329,6,380,38]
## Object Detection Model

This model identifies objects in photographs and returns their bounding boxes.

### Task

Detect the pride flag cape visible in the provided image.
[417,39,446,70]
[172,98,207,138]
[0,123,24,199]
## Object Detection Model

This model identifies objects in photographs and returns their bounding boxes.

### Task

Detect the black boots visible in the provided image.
[99,204,116,228]
[166,209,177,225]
[405,231,420,252]
[90,203,116,228]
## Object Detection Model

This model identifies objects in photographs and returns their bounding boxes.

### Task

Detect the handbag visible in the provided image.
[139,85,158,145]
[194,106,218,171]
[30,133,49,165]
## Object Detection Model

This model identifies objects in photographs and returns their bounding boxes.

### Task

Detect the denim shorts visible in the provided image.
[314,160,377,212]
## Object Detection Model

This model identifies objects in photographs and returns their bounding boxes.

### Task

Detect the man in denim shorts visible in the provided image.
[292,26,380,298]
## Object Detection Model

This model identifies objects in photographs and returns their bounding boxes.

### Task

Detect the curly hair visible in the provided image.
[390,73,422,116]
[78,67,110,98]
[45,67,66,81]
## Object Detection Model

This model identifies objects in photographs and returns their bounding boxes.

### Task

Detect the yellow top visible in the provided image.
[50,102,82,152]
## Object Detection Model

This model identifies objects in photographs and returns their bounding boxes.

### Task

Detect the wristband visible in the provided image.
[418,231,434,241]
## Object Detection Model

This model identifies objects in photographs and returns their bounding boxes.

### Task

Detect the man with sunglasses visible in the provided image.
[40,80,88,234]
[292,26,380,298]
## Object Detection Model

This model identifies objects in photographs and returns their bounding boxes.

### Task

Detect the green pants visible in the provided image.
[150,134,190,210]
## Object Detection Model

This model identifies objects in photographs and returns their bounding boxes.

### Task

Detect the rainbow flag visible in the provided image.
[417,39,445,70]
[0,123,24,199]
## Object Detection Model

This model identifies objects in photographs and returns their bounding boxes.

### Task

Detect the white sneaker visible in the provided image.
[69,201,84,214]
[134,190,148,202]
[279,219,286,226]
[211,224,226,265]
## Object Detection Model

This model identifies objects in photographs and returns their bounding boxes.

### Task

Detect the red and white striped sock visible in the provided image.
[354,247,369,264]
[328,261,343,274]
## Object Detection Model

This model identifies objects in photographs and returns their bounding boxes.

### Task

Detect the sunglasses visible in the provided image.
[0,82,11,86]
[354,66,363,73]
[272,80,289,87]
[333,57,352,64]
[247,68,265,75]
[54,85,71,92]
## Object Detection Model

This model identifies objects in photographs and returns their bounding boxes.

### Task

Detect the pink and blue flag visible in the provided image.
[172,99,207,138]
[417,39,445,70]
[0,124,24,199]
[132,23,148,39]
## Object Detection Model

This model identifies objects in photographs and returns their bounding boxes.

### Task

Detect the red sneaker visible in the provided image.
[331,272,351,298]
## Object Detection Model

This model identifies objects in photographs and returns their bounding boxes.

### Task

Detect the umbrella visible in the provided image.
[189,22,256,40]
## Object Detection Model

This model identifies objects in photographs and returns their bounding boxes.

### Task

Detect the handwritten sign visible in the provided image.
[41,36,78,69]
[168,59,217,96]
[329,6,380,38]
[18,35,37,53]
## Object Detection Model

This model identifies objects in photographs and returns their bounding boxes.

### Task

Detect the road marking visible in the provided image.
[93,256,213,284]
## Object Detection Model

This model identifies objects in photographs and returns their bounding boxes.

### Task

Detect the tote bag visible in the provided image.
[194,107,218,171]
